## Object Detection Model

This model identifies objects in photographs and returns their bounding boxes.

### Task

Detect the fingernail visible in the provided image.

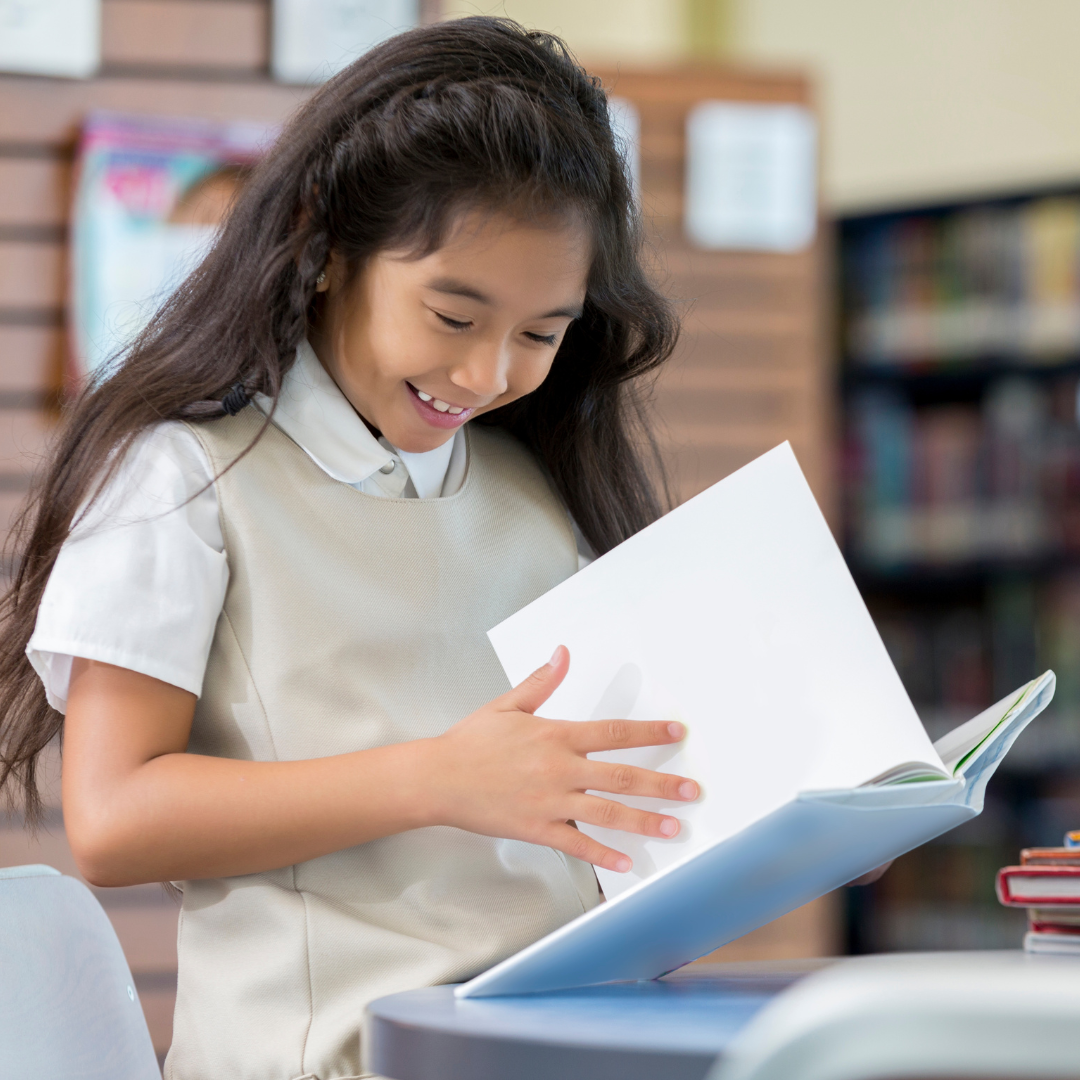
[614,856,632,873]
[548,646,563,667]
[659,817,679,837]
[667,722,685,739]
[678,781,697,800]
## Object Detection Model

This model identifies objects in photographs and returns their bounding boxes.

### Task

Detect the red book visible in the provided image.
[1028,919,1080,935]
[997,865,1080,906]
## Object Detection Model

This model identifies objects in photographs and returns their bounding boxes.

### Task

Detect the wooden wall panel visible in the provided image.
[0,327,63,391]
[0,242,64,309]
[593,67,834,520]
[0,409,56,477]
[0,159,71,229]
[102,0,268,73]
[0,76,307,145]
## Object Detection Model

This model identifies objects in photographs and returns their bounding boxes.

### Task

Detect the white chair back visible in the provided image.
[710,951,1080,1080]
[0,864,161,1079]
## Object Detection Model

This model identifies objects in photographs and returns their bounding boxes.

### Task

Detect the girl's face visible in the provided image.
[310,210,591,454]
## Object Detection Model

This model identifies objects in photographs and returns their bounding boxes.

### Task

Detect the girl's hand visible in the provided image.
[422,645,698,873]
[849,861,893,886]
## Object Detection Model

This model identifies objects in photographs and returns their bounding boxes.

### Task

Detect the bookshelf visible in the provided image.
[840,187,1080,953]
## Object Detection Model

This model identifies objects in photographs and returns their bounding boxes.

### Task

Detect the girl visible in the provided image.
[0,18,699,1080]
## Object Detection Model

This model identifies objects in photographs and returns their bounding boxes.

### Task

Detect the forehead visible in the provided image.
[398,207,592,290]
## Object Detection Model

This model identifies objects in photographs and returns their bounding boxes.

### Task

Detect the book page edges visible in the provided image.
[863,673,1056,788]
[933,671,1055,777]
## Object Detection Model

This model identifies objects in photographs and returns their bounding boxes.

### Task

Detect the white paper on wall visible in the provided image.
[0,0,99,78]
[272,0,419,84]
[685,101,817,252]
[608,96,641,198]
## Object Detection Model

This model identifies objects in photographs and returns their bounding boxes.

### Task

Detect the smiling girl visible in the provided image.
[0,18,698,1080]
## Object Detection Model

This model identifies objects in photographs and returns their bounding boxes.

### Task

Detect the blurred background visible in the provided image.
[4,0,1080,1063]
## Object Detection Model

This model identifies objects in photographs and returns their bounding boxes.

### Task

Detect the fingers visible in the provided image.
[571,794,683,841]
[502,645,570,715]
[848,860,893,886]
[568,717,687,754]
[539,820,634,874]
[584,761,698,803]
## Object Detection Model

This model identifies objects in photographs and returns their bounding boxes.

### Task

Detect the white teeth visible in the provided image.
[414,386,465,415]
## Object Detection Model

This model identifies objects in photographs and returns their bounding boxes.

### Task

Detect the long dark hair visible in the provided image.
[0,16,678,821]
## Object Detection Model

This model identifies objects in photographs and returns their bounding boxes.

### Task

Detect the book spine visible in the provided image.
[1028,919,1080,935]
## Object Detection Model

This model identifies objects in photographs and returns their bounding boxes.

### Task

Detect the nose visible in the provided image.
[449,339,511,401]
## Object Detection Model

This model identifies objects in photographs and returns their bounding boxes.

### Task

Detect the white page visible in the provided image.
[488,443,942,898]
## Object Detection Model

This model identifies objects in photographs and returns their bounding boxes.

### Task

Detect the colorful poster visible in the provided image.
[70,111,273,379]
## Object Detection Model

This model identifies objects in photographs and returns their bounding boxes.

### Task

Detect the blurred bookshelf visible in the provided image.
[840,186,1080,953]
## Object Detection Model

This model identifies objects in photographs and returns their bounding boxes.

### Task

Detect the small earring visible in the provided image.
[316,272,326,285]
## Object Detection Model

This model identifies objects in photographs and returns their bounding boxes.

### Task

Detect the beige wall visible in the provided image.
[447,0,1080,211]
[440,0,686,62]
[732,0,1080,211]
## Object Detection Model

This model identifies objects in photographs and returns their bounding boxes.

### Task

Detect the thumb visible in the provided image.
[505,645,569,715]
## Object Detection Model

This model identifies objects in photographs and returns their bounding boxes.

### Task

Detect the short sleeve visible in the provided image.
[27,422,228,712]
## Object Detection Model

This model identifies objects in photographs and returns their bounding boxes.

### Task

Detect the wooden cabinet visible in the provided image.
[592,66,837,962]
[592,67,834,519]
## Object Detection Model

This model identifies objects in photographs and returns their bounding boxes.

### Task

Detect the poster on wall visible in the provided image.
[684,101,817,253]
[0,0,100,78]
[272,0,418,84]
[608,97,641,198]
[70,112,273,380]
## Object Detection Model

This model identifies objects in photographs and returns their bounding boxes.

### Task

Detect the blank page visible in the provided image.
[488,443,943,898]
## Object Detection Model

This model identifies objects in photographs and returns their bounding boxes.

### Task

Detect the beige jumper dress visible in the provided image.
[165,411,601,1080]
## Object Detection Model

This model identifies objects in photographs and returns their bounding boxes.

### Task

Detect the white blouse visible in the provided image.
[27,342,588,712]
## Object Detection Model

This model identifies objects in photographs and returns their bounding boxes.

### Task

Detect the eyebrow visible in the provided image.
[426,276,584,320]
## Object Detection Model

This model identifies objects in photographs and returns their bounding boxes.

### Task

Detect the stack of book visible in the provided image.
[997,834,1080,954]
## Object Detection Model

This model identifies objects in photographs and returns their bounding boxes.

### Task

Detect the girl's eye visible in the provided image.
[525,332,559,347]
[436,313,472,331]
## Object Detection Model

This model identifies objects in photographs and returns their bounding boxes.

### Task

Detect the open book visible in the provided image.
[457,443,1054,998]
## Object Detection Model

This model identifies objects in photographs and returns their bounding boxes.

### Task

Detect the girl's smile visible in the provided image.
[405,382,475,428]
[309,209,591,453]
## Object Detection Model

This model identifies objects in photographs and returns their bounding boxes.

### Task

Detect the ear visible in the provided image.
[316,251,344,294]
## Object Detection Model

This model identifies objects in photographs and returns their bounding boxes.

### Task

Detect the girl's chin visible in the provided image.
[386,419,459,455]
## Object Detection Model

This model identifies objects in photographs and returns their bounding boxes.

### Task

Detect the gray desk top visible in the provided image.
[364,958,834,1080]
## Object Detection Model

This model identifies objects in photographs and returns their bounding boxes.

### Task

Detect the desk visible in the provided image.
[364,959,833,1080]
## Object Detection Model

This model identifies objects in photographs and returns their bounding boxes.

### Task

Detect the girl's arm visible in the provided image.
[63,646,697,887]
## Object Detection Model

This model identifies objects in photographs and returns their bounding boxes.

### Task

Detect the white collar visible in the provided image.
[254,340,458,496]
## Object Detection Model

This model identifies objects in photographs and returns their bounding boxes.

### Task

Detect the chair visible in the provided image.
[0,864,161,1079]
[710,950,1080,1080]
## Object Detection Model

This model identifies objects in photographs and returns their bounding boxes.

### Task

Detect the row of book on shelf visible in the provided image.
[846,376,1080,566]
[844,195,1080,365]
[874,575,1080,754]
[997,831,1080,954]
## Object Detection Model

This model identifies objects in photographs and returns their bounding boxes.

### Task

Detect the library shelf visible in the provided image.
[838,183,1080,959]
